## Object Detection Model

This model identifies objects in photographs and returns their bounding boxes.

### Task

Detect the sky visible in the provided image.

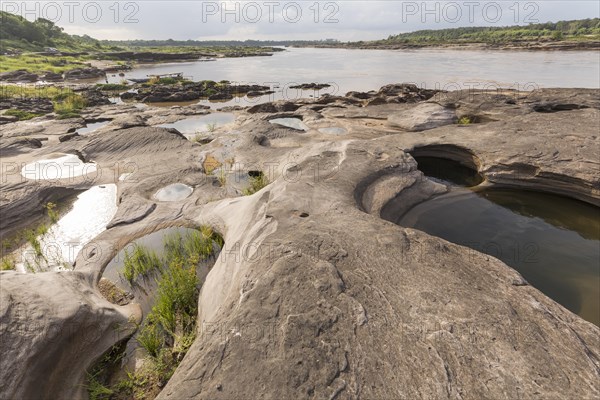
[2,1,599,41]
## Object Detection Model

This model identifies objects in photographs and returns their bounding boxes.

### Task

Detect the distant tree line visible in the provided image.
[382,19,600,44]
[0,11,117,53]
[100,39,340,48]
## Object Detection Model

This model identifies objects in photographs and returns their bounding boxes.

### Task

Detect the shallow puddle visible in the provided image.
[15,184,118,272]
[158,113,235,138]
[153,183,193,202]
[21,154,97,181]
[76,120,111,135]
[395,187,600,326]
[269,118,309,131]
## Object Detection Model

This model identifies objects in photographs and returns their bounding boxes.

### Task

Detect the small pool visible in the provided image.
[76,120,111,135]
[393,186,600,326]
[15,184,118,272]
[21,154,97,180]
[158,113,235,138]
[153,183,193,202]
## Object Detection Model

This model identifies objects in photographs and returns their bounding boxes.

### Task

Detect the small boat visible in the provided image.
[198,57,217,62]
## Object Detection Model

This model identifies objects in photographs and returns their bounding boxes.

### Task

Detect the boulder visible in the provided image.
[63,68,105,80]
[388,102,457,131]
[39,71,64,82]
[0,69,38,82]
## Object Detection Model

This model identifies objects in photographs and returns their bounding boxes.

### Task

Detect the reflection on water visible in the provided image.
[21,154,97,180]
[76,120,111,135]
[104,48,600,100]
[16,184,118,272]
[157,113,235,138]
[396,187,600,326]
[153,183,193,202]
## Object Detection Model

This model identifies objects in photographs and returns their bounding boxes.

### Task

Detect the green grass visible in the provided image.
[0,85,74,100]
[243,173,270,196]
[458,116,472,125]
[87,226,223,400]
[96,83,128,91]
[0,55,91,74]
[53,94,86,118]
[122,245,163,285]
[0,256,16,271]
[3,109,42,120]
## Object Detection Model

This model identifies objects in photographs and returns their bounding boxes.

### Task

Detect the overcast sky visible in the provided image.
[3,1,599,41]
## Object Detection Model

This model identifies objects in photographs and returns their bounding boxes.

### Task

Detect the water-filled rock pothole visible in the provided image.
[153,183,193,202]
[21,153,97,180]
[75,119,112,135]
[12,184,118,272]
[409,144,483,187]
[157,113,235,139]
[95,226,223,398]
[386,152,600,326]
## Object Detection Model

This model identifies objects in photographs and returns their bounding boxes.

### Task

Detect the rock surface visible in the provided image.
[0,86,598,399]
[388,102,458,131]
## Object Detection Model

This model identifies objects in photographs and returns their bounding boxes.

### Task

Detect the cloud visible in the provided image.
[3,1,599,41]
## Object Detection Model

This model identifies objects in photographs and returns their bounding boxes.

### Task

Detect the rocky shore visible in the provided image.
[296,40,600,51]
[0,84,599,399]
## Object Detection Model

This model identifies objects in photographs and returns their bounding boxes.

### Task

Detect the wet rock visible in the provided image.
[63,67,106,80]
[81,89,112,106]
[59,132,80,142]
[247,101,301,114]
[388,102,457,131]
[290,83,332,90]
[0,98,54,115]
[0,69,38,82]
[39,71,64,82]
[208,92,234,101]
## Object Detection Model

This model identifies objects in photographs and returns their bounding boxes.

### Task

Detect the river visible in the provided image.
[105,47,600,107]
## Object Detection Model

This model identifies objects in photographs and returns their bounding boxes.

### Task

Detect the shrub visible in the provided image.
[0,256,16,271]
[243,172,269,196]
[458,116,472,125]
[53,93,86,117]
[95,83,128,91]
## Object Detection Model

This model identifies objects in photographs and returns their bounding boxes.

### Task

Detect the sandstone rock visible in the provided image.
[388,102,457,131]
[0,86,599,400]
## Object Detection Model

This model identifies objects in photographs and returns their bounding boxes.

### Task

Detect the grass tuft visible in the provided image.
[3,109,43,120]
[243,172,269,196]
[122,245,162,285]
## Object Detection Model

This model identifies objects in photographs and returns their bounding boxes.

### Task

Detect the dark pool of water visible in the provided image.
[412,156,483,187]
[395,187,600,326]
